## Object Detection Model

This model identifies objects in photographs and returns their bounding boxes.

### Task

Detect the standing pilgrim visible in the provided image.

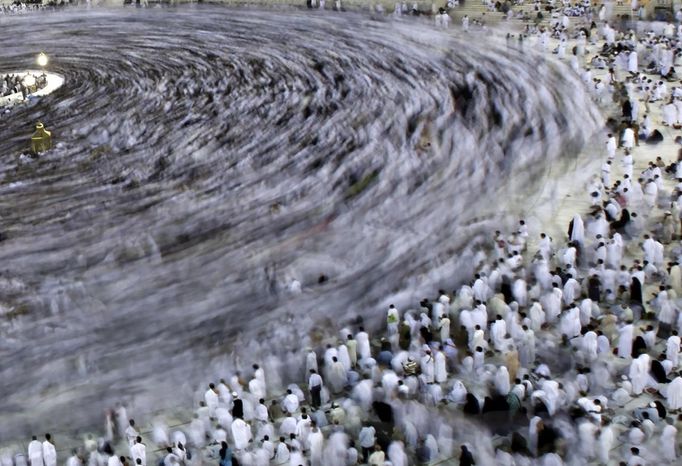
[42,434,56,466]
[606,133,617,159]
[308,369,323,409]
[328,357,347,394]
[618,321,634,358]
[27,437,42,466]
[130,438,146,466]
[667,373,682,409]
[231,417,252,451]
[356,327,371,362]
[622,124,636,150]
[668,331,681,367]
[125,420,139,447]
[204,384,219,418]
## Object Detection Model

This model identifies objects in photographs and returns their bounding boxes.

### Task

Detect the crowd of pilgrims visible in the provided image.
[0,1,70,14]
[8,5,682,466]
[1,74,47,99]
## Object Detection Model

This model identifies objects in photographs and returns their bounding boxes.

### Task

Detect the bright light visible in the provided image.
[22,75,36,87]
[36,53,48,68]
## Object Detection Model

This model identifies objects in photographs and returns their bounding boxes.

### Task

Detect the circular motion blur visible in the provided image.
[0,7,599,437]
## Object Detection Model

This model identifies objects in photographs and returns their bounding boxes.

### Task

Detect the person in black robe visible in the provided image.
[510,431,532,456]
[372,401,394,426]
[459,445,476,466]
[419,325,433,345]
[533,398,550,417]
[622,100,633,121]
[630,276,643,308]
[646,129,664,144]
[632,335,647,359]
[463,393,480,415]
[611,208,631,233]
[588,275,601,302]
[399,321,411,350]
[420,299,433,314]
[654,400,667,419]
[231,396,244,419]
[651,355,671,383]
[537,423,560,455]
[501,276,513,304]
[567,218,574,240]
[482,395,510,414]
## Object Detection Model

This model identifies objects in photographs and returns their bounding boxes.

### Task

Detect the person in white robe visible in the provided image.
[448,380,467,404]
[328,357,347,394]
[601,160,612,188]
[274,439,290,464]
[387,441,408,466]
[512,278,528,307]
[115,404,129,441]
[666,374,682,409]
[324,344,339,370]
[65,453,80,466]
[472,275,489,303]
[605,133,617,159]
[597,332,610,354]
[295,415,312,451]
[152,420,170,448]
[618,321,634,358]
[544,286,563,323]
[309,425,324,466]
[204,384,219,418]
[282,390,299,414]
[306,349,318,376]
[188,413,206,448]
[669,263,682,295]
[661,421,678,461]
[597,423,615,465]
[27,437,42,466]
[490,316,507,351]
[231,418,251,451]
[356,328,371,361]
[643,180,658,208]
[562,276,580,306]
[581,331,598,363]
[560,307,581,339]
[469,325,487,352]
[216,379,231,406]
[519,326,536,367]
[438,315,451,343]
[434,348,447,383]
[42,435,56,466]
[387,304,400,335]
[578,421,597,460]
[130,438,146,466]
[668,332,681,367]
[495,366,511,395]
[528,417,542,456]
[176,432,191,454]
[628,50,638,73]
[529,302,545,331]
[622,126,635,149]
[421,351,435,384]
[352,379,374,411]
[630,354,651,395]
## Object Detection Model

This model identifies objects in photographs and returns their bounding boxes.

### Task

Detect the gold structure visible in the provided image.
[31,122,52,155]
